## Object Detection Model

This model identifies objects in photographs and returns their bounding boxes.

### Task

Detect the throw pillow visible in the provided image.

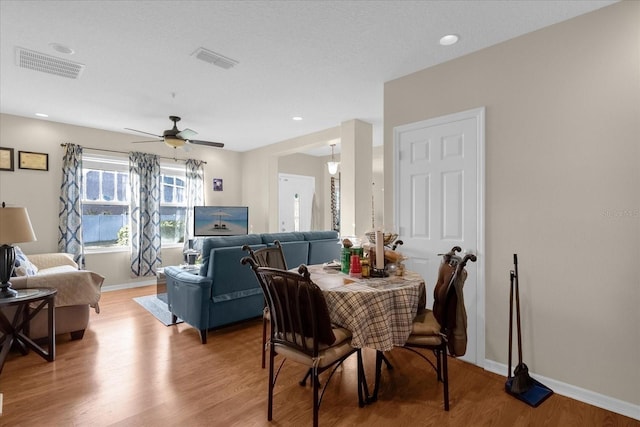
[12,246,39,277]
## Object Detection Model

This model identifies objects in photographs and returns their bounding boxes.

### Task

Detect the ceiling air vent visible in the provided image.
[192,47,238,70]
[15,47,85,79]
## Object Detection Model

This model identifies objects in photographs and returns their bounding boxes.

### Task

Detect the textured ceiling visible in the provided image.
[0,0,616,155]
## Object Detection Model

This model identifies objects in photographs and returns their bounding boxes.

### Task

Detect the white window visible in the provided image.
[82,154,130,249]
[81,154,187,249]
[159,165,187,245]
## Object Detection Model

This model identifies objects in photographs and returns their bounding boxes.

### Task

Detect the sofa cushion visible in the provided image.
[12,246,39,277]
[278,241,309,270]
[301,231,339,241]
[209,246,266,297]
[203,234,263,249]
[200,234,263,275]
[260,232,305,244]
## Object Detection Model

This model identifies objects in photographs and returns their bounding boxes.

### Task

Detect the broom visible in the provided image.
[508,253,533,394]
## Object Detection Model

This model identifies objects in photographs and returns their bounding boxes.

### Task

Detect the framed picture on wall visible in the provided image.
[18,151,49,171]
[0,147,14,171]
[213,178,223,191]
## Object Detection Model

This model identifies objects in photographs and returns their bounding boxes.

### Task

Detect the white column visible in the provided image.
[339,119,373,238]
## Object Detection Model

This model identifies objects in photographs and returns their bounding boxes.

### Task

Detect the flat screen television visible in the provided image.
[194,206,249,237]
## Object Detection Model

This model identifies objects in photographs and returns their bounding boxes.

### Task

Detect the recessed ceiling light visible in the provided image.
[292,116,303,121]
[439,34,459,46]
[49,43,75,55]
[35,113,49,118]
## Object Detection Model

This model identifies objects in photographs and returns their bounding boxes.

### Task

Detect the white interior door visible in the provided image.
[394,107,485,366]
[278,173,315,232]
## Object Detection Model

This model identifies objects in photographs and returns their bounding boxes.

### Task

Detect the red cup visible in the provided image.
[349,255,362,277]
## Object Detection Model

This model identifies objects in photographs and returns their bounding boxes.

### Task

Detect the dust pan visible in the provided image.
[505,254,553,407]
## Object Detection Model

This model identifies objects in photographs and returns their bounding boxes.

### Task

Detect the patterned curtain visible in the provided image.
[183,159,205,252]
[58,143,84,268]
[129,152,162,277]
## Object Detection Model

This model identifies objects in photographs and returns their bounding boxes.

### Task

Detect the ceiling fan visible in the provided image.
[125,116,224,149]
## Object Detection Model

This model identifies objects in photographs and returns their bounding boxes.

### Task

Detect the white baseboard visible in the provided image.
[483,359,639,421]
[102,279,156,292]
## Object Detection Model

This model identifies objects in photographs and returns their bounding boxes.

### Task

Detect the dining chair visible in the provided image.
[242,240,288,368]
[240,258,368,427]
[399,246,476,411]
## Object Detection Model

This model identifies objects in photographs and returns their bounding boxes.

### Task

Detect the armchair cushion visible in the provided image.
[28,252,78,270]
[11,267,104,311]
[9,252,103,312]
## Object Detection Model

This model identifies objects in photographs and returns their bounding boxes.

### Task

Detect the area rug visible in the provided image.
[133,294,183,326]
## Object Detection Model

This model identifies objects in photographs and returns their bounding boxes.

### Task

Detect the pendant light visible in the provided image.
[327,143,339,175]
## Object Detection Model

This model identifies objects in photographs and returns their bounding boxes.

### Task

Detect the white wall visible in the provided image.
[384,1,639,407]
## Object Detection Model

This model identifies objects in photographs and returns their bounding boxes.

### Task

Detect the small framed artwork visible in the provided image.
[0,147,14,171]
[213,178,223,191]
[18,151,49,171]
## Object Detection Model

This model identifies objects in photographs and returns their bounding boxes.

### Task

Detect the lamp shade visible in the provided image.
[0,206,37,245]
[327,161,339,175]
[327,143,339,175]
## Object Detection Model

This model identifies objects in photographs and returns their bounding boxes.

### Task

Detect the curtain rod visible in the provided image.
[59,143,207,164]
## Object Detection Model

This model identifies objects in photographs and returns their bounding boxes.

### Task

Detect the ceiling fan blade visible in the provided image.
[131,139,163,143]
[125,128,163,138]
[188,140,225,148]
[176,128,198,139]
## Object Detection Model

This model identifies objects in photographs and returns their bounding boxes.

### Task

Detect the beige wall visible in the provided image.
[241,126,341,233]
[0,115,381,286]
[278,152,328,230]
[0,113,245,287]
[384,1,639,406]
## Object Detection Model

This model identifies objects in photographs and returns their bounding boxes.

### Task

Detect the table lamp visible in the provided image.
[0,202,37,298]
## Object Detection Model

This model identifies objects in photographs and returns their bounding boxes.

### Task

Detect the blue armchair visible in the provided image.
[164,231,341,344]
[165,235,266,343]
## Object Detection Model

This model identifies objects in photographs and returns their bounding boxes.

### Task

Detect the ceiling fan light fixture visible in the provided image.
[164,135,185,148]
[327,143,339,175]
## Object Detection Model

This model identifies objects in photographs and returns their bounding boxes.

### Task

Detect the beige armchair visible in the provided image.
[4,252,104,340]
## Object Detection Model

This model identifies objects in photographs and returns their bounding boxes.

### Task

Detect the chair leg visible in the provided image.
[199,329,207,344]
[298,368,320,387]
[268,349,275,421]
[312,366,320,427]
[442,348,449,411]
[261,316,268,369]
[381,352,394,370]
[356,349,368,408]
[367,350,384,403]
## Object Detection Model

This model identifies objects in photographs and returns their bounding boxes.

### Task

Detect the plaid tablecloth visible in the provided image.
[307,264,426,352]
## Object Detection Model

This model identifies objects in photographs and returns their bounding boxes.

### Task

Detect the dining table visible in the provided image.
[305,263,427,402]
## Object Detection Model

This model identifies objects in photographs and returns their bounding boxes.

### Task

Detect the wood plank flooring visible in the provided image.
[0,285,636,426]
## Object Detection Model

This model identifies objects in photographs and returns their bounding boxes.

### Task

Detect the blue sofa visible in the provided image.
[164,231,341,343]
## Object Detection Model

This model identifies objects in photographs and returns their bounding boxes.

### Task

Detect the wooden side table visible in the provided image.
[0,287,57,375]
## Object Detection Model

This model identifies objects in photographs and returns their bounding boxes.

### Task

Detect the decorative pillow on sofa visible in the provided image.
[12,246,39,277]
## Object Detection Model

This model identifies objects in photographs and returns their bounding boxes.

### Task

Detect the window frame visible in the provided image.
[81,153,188,252]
